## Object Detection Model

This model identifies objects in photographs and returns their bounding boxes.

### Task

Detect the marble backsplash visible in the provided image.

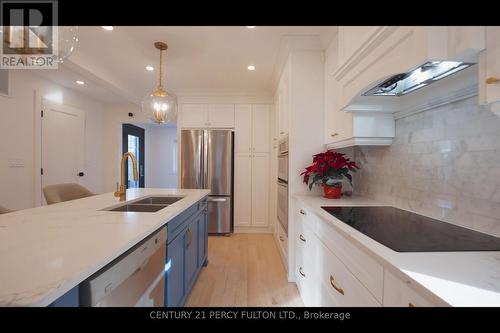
[345,96,500,237]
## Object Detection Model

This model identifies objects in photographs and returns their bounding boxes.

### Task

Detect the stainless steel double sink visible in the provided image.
[103,195,185,213]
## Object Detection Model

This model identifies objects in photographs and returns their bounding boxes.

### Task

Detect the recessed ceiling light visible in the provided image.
[247,26,256,29]
[101,26,114,31]
[145,65,154,71]
[247,65,255,71]
[76,80,85,85]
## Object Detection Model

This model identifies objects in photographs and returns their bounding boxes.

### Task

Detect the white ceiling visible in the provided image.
[43,26,332,105]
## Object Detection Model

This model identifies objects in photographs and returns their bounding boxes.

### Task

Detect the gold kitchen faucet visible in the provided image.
[114,152,139,201]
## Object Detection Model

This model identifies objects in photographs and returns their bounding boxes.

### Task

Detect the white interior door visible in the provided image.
[41,99,85,204]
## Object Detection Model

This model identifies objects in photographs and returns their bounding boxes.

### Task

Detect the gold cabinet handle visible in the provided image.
[486,77,500,84]
[330,275,344,295]
[299,209,306,215]
[299,234,306,242]
[280,131,285,135]
[330,133,339,137]
[408,303,416,307]
[186,228,192,248]
[279,236,285,242]
[299,267,306,277]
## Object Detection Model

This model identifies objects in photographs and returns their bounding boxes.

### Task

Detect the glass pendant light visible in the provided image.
[54,26,79,63]
[141,41,177,124]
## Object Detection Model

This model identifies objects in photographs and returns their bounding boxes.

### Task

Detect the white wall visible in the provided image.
[145,125,178,188]
[0,70,105,210]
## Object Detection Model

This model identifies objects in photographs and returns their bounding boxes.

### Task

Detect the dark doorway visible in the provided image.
[122,124,145,188]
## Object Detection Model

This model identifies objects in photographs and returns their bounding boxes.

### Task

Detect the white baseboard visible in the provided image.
[234,226,273,234]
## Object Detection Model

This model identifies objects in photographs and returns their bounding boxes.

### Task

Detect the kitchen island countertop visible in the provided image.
[0,188,210,306]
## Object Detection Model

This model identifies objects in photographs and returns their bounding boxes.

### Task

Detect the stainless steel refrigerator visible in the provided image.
[180,129,233,234]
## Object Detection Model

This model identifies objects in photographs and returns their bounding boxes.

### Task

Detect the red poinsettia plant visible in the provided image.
[301,150,359,190]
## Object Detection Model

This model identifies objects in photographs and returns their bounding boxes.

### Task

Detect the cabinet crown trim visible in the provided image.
[333,26,397,80]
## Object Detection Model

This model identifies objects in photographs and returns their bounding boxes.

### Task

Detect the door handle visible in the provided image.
[208,198,227,202]
[299,234,306,242]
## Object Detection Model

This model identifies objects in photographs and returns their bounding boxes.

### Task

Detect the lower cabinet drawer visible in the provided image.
[315,238,381,307]
[383,270,443,307]
[314,213,384,303]
[295,261,317,307]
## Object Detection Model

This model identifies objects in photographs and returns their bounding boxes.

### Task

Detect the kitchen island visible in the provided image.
[0,188,210,307]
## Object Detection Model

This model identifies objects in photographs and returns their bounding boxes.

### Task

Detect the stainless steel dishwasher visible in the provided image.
[79,228,167,307]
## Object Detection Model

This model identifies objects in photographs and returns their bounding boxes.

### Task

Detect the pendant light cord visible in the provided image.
[158,48,164,89]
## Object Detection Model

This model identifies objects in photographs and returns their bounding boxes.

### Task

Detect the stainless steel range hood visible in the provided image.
[363,61,475,97]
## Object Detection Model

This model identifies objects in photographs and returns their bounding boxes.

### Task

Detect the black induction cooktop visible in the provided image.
[321,206,500,252]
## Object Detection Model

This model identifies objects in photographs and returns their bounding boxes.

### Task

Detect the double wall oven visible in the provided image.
[277,137,288,234]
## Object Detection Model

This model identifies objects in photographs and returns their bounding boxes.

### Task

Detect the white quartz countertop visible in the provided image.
[0,188,210,307]
[293,194,500,307]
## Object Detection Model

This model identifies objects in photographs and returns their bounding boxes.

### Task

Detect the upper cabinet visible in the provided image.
[479,27,500,105]
[277,60,290,140]
[335,26,485,113]
[327,26,488,149]
[180,103,235,128]
[207,104,235,128]
[235,104,270,153]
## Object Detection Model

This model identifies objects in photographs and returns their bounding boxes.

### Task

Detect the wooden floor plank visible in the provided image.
[185,234,303,307]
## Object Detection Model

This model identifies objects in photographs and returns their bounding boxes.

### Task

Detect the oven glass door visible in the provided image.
[277,181,288,234]
[278,155,288,182]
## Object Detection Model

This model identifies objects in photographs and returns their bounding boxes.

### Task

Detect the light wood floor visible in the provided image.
[185,234,303,307]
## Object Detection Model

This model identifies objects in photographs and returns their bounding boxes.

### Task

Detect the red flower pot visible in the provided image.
[323,184,342,199]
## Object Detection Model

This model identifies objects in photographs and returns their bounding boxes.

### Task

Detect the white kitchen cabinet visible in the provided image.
[234,152,270,229]
[314,237,381,307]
[234,104,271,231]
[327,26,485,149]
[181,103,234,128]
[294,203,380,307]
[293,198,449,307]
[479,27,500,105]
[251,105,270,153]
[251,153,269,227]
[208,104,235,128]
[234,104,270,153]
[234,104,252,153]
[337,26,385,70]
[277,60,290,140]
[234,153,252,227]
[181,104,208,128]
[383,270,442,307]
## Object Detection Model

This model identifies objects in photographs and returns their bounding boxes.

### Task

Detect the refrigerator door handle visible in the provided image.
[203,130,209,189]
[208,197,228,202]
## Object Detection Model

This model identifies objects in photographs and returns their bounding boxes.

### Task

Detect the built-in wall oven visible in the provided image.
[277,137,288,234]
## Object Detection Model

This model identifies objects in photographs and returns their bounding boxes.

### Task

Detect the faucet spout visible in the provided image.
[114,152,139,201]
